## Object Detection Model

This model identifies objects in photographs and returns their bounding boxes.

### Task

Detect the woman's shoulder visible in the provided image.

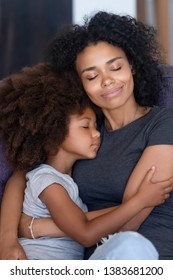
[145,106,173,145]
[151,106,173,120]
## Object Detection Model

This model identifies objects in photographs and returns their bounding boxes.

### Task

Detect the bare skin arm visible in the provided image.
[39,167,172,247]
[18,206,119,239]
[0,171,27,260]
[120,145,173,230]
[19,160,173,239]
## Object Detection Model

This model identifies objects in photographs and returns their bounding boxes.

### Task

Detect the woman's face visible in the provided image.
[76,42,134,111]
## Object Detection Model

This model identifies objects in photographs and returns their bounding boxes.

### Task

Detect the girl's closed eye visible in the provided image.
[83,125,89,129]
[81,121,90,128]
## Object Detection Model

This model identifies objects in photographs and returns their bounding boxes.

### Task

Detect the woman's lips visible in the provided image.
[102,86,122,98]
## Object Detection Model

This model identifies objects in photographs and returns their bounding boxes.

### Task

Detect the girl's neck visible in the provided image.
[46,150,75,176]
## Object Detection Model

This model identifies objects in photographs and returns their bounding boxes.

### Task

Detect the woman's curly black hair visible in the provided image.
[45,11,165,106]
[0,63,93,171]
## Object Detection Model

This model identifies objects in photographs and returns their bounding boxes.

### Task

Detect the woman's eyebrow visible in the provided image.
[81,66,96,73]
[81,57,123,73]
[106,57,122,65]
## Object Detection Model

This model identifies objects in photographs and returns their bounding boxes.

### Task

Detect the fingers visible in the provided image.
[143,166,173,189]
[155,175,173,189]
[18,254,27,260]
[163,186,173,192]
[144,166,156,182]
[161,192,171,205]
[165,193,170,199]
[18,249,27,260]
[161,176,173,187]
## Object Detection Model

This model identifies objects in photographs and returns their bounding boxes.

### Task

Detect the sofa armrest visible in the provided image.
[157,64,173,107]
[0,141,12,204]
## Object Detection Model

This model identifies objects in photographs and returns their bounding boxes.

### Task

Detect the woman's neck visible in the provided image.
[103,103,150,131]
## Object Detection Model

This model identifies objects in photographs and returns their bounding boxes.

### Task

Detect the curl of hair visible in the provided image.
[45,11,164,106]
[0,63,91,171]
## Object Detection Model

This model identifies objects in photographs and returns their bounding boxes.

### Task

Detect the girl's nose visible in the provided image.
[93,128,100,138]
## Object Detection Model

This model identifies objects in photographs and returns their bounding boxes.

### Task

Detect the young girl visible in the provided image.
[0,63,172,260]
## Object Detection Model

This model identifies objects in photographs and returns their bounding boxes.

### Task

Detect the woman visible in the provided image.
[1,11,173,260]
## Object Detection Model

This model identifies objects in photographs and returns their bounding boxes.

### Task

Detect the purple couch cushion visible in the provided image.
[157,65,173,107]
[0,141,12,204]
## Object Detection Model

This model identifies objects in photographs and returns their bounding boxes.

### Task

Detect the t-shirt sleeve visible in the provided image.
[146,108,173,146]
[28,168,68,200]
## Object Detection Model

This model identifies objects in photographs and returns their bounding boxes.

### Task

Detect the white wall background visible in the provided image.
[72,0,136,24]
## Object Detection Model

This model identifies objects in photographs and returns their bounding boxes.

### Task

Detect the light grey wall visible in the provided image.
[72,0,136,24]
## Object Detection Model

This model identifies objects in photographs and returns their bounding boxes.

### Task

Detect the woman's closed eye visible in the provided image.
[87,66,121,80]
[88,75,98,81]
[111,66,121,71]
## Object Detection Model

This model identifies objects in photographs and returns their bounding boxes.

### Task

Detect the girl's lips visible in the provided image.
[102,86,122,98]
[91,140,101,150]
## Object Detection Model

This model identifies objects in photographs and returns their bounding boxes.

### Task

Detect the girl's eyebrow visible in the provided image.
[80,116,92,121]
[81,57,123,73]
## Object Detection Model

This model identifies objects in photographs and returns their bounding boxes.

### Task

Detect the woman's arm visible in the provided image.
[120,144,173,230]
[0,171,27,259]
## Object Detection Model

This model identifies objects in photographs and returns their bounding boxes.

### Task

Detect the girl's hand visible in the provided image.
[137,166,173,207]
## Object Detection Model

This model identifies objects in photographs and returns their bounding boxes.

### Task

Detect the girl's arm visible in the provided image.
[0,171,27,260]
[38,167,172,247]
[18,206,119,239]
[120,144,173,230]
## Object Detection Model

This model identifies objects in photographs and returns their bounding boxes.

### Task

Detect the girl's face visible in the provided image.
[76,42,134,111]
[60,107,100,160]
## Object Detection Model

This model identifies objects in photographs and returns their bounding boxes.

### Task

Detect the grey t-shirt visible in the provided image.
[19,164,87,260]
[73,106,173,260]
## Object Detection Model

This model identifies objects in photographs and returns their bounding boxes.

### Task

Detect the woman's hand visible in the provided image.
[0,171,27,259]
[19,213,66,239]
[0,234,27,260]
[18,213,33,238]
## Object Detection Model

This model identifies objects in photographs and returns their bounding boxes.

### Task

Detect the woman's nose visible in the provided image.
[102,74,115,87]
